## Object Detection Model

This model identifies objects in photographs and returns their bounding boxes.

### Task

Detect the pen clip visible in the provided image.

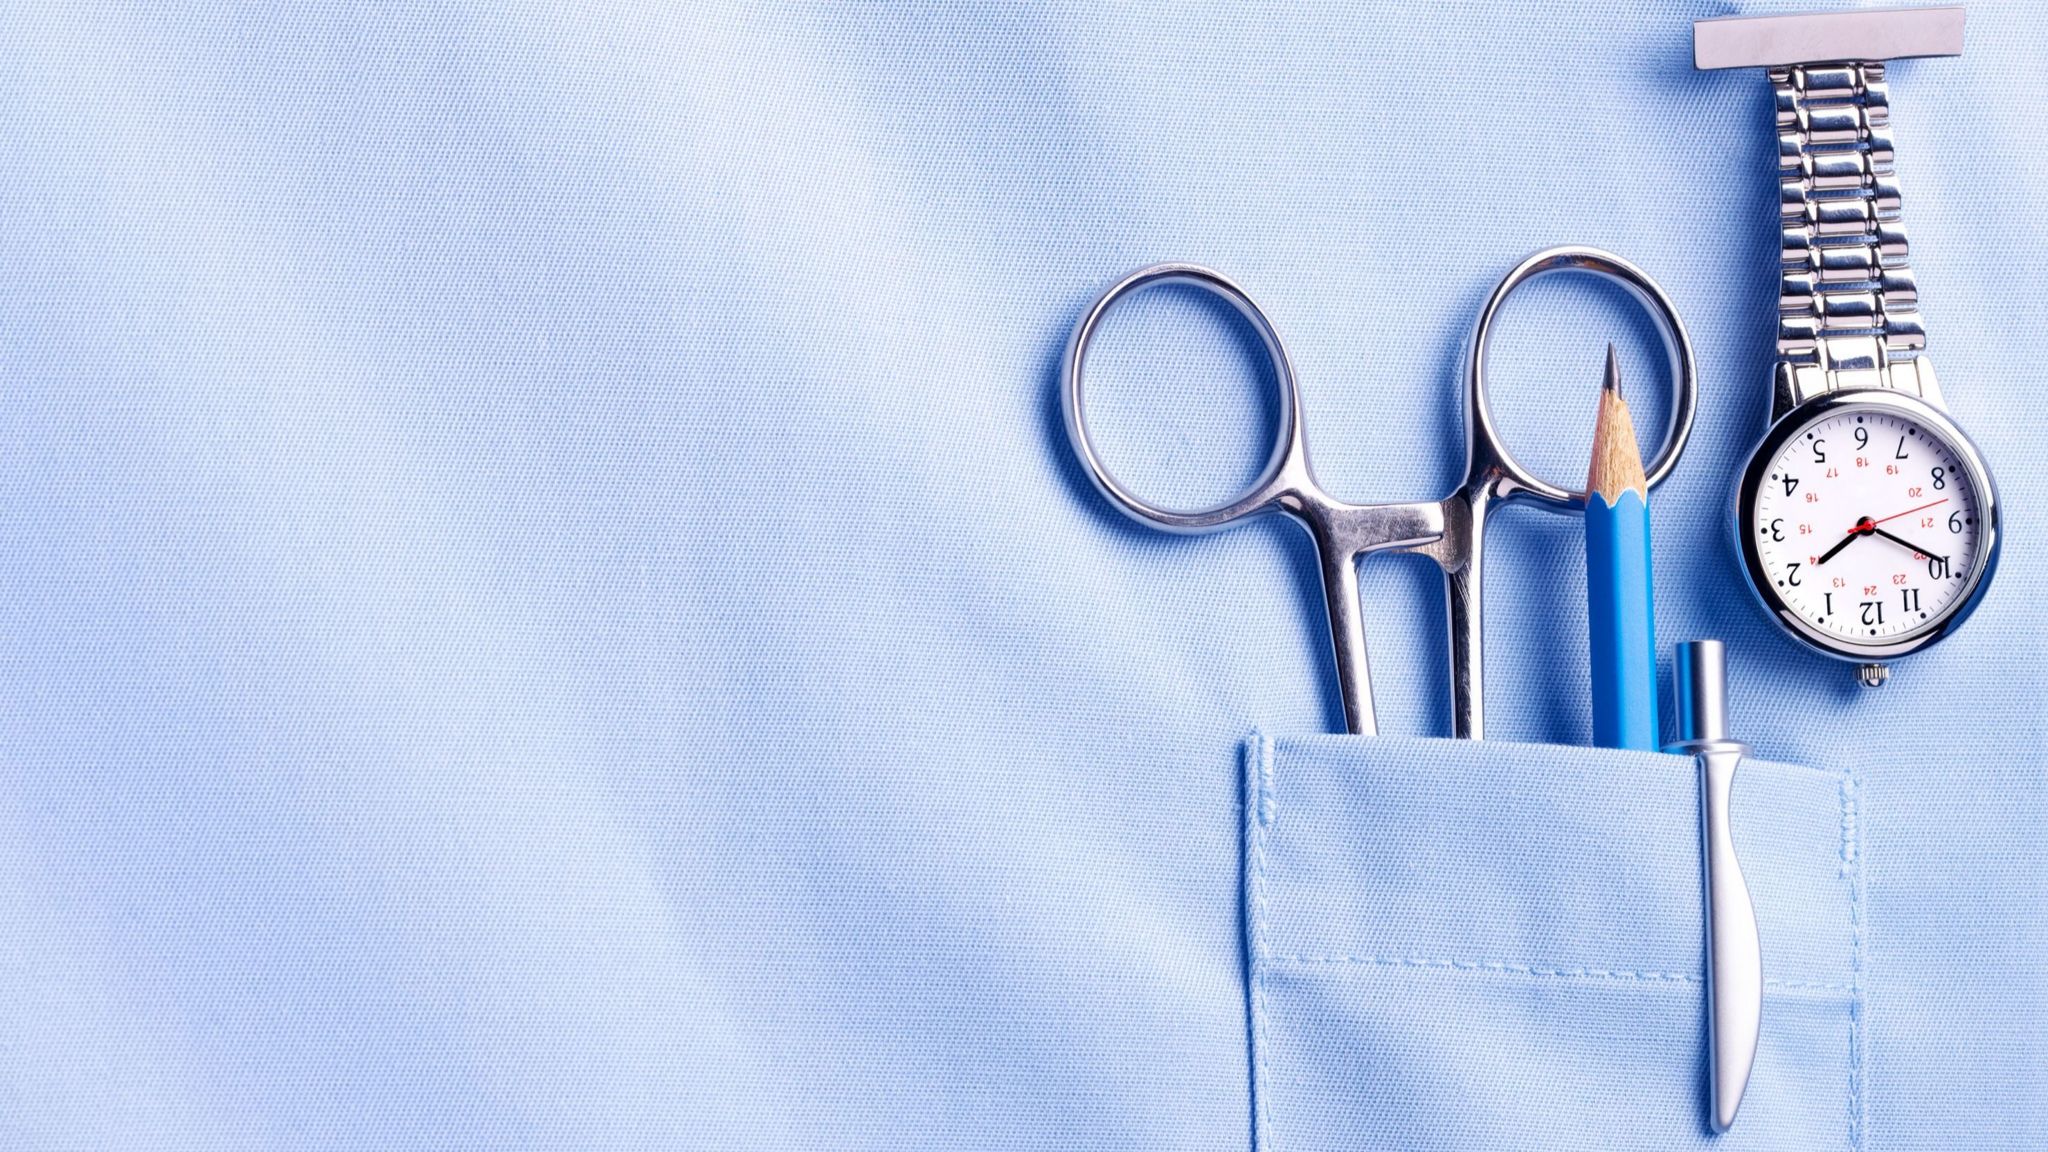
[1697,745,1762,1133]
[1667,639,1762,1132]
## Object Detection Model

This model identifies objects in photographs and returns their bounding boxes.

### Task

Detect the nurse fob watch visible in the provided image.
[1697,7,2000,686]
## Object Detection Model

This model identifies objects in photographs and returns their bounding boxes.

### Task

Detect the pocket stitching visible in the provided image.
[1844,771,1867,1152]
[1266,953,1702,984]
[1247,730,1275,1152]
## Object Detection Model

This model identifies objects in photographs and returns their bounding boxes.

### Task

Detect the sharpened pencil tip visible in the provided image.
[1589,343,1647,501]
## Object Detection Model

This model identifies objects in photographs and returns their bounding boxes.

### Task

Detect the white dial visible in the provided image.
[1750,406,1982,644]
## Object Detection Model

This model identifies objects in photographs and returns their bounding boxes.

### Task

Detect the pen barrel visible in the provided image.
[1672,638,1731,743]
[1586,490,1659,749]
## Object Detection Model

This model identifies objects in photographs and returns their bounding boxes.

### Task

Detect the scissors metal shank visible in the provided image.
[1296,492,1451,736]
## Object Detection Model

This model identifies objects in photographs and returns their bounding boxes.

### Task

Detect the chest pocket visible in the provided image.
[1244,733,1861,1151]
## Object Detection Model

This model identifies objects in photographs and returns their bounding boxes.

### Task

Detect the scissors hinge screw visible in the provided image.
[1857,662,1890,688]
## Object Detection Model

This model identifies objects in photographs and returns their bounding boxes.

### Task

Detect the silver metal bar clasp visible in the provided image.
[1694,5,1964,70]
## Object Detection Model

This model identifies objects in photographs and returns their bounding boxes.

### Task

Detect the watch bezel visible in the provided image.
[1735,387,2001,662]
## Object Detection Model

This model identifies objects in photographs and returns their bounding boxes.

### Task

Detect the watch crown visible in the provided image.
[1856,662,1891,688]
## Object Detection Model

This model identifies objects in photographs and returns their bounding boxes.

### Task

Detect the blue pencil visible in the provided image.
[1586,345,1659,750]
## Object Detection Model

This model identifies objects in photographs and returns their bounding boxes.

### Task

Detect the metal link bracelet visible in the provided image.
[1773,62,1938,404]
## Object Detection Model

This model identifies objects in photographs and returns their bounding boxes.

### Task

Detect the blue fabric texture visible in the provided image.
[1,2,2042,1149]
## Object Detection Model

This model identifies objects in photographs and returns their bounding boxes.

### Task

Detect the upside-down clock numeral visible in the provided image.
[1895,436,1910,460]
[1949,510,1963,534]
[1860,600,1885,626]
[1812,439,1827,463]
[1768,518,1784,542]
[1931,466,1946,490]
[1786,561,1801,587]
[1928,555,1951,580]
[1783,475,1799,497]
[1901,587,1920,612]
[1855,427,1869,449]
[1823,591,1833,616]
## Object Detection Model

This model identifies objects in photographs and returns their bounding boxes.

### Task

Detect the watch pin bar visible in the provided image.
[1693,5,1964,71]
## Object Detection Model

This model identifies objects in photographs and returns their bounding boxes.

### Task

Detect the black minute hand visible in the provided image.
[1868,524,1946,564]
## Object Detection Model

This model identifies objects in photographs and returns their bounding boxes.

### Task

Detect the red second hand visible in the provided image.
[1837,498,1949,537]
[1867,497,1948,529]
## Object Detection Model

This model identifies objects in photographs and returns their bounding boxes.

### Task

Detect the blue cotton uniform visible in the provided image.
[1,2,2041,1149]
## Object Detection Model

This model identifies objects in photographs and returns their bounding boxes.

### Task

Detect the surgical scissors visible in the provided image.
[1062,247,1698,737]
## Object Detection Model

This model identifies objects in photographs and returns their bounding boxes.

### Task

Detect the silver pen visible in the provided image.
[1664,640,1762,1133]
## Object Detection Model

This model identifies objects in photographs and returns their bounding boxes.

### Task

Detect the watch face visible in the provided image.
[1746,401,1988,648]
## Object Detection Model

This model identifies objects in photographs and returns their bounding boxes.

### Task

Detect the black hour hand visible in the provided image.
[1815,523,1864,566]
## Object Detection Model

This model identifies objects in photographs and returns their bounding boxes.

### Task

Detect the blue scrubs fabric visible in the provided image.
[1,2,2041,1149]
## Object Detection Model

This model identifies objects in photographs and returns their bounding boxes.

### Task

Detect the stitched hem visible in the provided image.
[1245,731,1275,1152]
[1266,953,1698,984]
[1265,953,1860,993]
[1843,770,1868,1151]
